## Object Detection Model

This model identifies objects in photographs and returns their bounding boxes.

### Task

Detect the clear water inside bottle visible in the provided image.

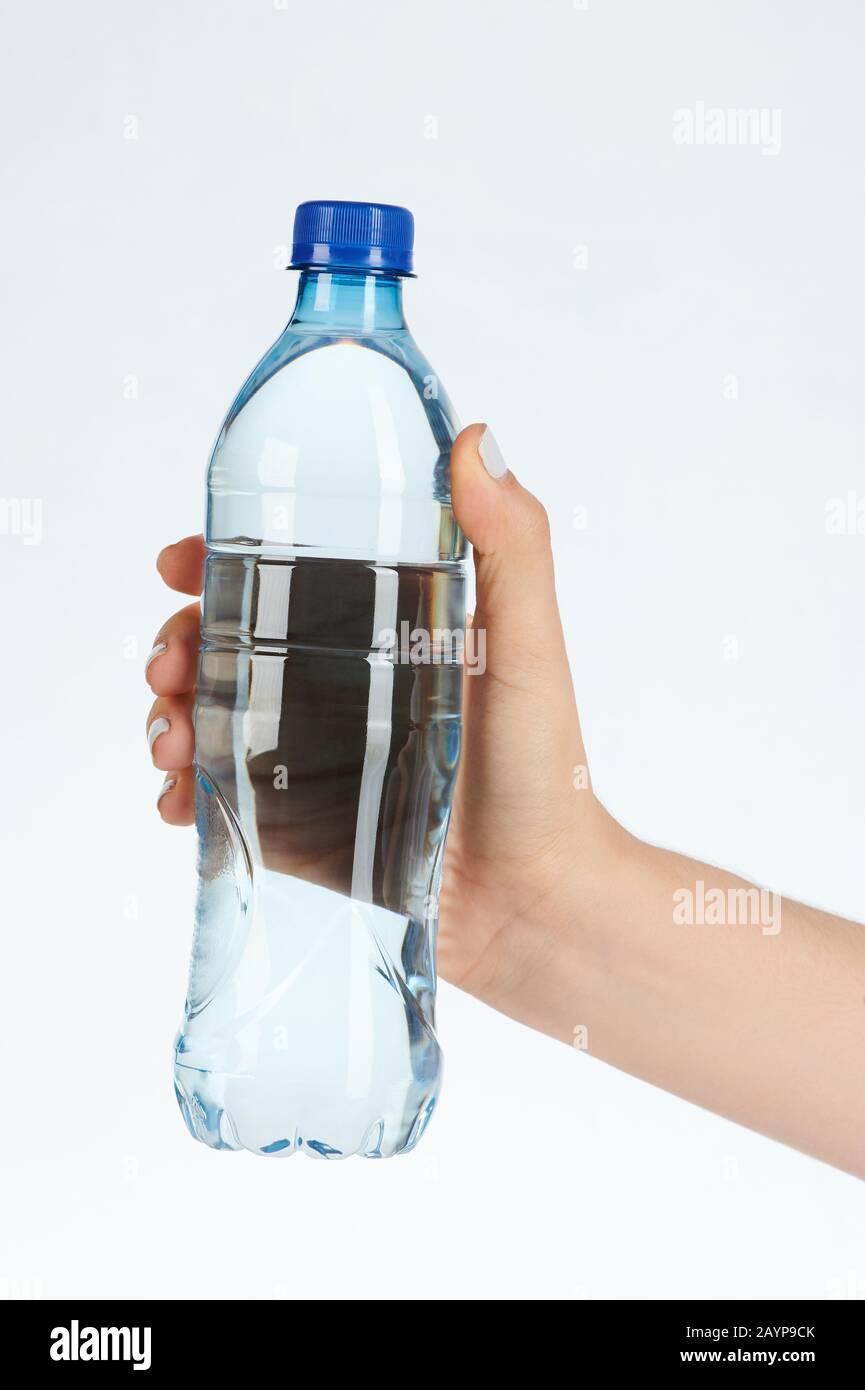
[173,269,466,1158]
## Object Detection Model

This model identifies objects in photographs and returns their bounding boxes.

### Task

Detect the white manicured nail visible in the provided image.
[157,778,177,805]
[145,641,168,675]
[147,717,170,754]
[479,426,508,480]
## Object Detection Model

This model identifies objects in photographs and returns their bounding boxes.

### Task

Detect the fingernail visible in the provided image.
[145,641,168,675]
[147,717,170,754]
[479,426,508,480]
[157,778,177,805]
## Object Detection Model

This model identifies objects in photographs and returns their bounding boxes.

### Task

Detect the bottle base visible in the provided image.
[173,1063,438,1160]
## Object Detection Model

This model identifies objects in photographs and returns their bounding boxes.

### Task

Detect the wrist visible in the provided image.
[476,799,641,1043]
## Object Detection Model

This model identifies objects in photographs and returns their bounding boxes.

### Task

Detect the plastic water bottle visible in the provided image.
[173,201,466,1158]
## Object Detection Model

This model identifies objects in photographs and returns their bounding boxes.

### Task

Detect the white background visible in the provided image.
[2,0,864,1300]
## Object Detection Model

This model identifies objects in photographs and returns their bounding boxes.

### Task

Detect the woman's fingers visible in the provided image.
[145,602,200,696]
[157,535,206,596]
[156,765,196,826]
[149,540,204,824]
[146,693,194,772]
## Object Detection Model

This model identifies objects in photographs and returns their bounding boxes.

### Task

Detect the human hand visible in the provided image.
[145,423,618,1032]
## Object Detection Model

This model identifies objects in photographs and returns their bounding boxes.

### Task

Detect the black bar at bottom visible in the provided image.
[0,1298,858,1371]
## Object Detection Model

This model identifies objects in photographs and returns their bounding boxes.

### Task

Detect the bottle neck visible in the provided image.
[288,269,407,332]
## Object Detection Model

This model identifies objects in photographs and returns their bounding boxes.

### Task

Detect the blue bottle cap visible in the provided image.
[289,200,415,276]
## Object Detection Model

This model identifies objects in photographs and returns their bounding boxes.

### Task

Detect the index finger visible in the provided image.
[157,535,206,595]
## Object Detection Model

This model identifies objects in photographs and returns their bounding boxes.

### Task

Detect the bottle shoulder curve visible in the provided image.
[215,328,458,458]
[205,327,465,564]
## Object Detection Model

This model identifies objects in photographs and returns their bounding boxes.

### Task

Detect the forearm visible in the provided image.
[502,821,865,1178]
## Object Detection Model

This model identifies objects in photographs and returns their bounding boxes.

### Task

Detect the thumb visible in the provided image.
[450,423,568,678]
[447,423,593,861]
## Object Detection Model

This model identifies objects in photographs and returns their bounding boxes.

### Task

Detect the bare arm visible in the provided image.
[508,827,865,1177]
